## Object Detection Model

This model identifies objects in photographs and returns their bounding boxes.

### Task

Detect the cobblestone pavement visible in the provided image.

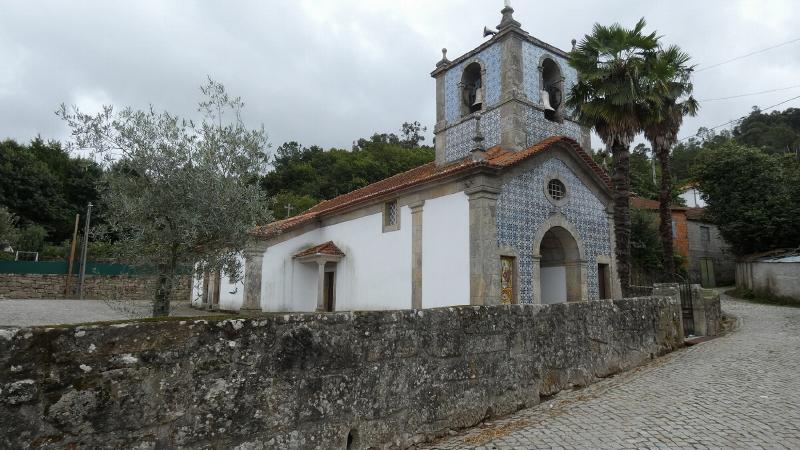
[422,296,800,449]
[0,299,211,327]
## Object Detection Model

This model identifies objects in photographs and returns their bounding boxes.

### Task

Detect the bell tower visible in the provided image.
[431,2,590,166]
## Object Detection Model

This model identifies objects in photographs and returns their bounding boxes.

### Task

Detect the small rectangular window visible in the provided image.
[383,200,399,232]
[701,226,710,243]
[671,219,677,238]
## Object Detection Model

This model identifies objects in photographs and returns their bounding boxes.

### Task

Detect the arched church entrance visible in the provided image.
[538,226,583,304]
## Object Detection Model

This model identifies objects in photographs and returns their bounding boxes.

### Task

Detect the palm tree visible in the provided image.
[567,18,662,296]
[642,45,699,279]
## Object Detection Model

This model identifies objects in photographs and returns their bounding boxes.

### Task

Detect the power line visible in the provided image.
[678,94,800,141]
[699,84,800,102]
[695,37,800,73]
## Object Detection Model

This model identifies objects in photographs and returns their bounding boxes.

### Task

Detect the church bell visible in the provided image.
[473,86,484,107]
[540,89,555,111]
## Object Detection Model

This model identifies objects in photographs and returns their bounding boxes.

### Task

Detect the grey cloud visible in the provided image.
[1,1,799,152]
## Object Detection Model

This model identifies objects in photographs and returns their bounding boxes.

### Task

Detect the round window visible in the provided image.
[547,179,566,201]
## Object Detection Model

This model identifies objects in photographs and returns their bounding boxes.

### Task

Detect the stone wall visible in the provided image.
[0,273,192,301]
[736,260,800,301]
[0,297,683,449]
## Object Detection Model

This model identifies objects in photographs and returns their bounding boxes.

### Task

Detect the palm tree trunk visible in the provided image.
[611,139,632,297]
[656,146,676,278]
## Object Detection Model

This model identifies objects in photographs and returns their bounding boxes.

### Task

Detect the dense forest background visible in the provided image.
[2,109,799,259]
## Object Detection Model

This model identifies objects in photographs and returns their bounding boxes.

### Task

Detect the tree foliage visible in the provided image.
[568,17,662,295]
[59,79,271,316]
[0,206,17,249]
[734,107,800,155]
[641,43,698,277]
[692,141,800,255]
[0,138,102,242]
[262,124,433,219]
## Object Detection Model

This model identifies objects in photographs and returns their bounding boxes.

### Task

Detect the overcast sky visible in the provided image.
[2,0,799,153]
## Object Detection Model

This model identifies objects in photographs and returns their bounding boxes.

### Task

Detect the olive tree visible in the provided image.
[59,80,271,316]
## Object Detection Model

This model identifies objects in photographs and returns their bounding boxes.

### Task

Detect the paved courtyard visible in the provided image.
[0,299,210,327]
[423,296,800,449]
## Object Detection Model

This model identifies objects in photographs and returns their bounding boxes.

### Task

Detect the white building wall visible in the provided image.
[259,206,414,312]
[261,228,323,312]
[422,192,470,308]
[541,266,567,304]
[190,275,203,307]
[680,188,706,208]
[218,254,245,311]
[322,207,412,311]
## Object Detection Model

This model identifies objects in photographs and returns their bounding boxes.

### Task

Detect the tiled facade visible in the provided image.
[497,158,612,303]
[443,43,502,124]
[443,108,502,163]
[524,105,583,147]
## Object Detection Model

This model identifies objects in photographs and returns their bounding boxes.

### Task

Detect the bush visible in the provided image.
[40,241,70,261]
[13,224,47,253]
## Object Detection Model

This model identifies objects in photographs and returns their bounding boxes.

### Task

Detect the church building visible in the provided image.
[218,4,621,313]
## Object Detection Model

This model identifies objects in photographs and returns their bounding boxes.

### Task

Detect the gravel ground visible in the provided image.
[0,299,212,327]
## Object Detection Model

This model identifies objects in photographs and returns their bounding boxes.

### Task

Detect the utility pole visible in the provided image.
[78,203,92,300]
[65,214,80,297]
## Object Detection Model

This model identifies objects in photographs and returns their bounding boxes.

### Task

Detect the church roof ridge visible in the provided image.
[250,136,610,239]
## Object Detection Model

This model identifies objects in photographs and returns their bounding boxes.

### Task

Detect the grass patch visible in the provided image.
[725,288,800,308]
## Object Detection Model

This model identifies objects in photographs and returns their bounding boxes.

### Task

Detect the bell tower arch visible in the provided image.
[430,2,590,166]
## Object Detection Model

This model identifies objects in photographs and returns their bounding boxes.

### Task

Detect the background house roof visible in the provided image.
[630,196,689,212]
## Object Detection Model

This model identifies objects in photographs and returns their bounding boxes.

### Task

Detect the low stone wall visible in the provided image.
[736,260,800,301]
[0,273,191,301]
[0,297,682,449]
[693,287,722,337]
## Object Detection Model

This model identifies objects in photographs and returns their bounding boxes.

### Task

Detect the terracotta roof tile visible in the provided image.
[251,136,610,239]
[293,241,345,258]
[685,207,708,221]
[630,196,688,211]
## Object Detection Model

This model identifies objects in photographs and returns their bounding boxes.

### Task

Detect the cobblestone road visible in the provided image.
[423,296,800,449]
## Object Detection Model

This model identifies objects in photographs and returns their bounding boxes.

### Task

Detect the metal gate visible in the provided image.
[677,275,695,336]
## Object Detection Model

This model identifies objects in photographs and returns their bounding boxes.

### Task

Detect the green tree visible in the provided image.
[630,208,663,280]
[261,125,434,219]
[692,142,800,255]
[629,143,658,199]
[0,206,17,249]
[0,138,102,241]
[642,44,699,277]
[59,79,272,316]
[567,18,661,295]
[14,225,47,253]
[733,107,800,155]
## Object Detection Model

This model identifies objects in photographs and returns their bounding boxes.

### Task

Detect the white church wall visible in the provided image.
[190,273,203,307]
[422,192,470,308]
[260,206,414,312]
[541,266,567,304]
[218,253,245,311]
[261,228,323,312]
[320,206,412,311]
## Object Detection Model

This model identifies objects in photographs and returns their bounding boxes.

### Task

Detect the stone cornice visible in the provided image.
[431,26,570,77]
